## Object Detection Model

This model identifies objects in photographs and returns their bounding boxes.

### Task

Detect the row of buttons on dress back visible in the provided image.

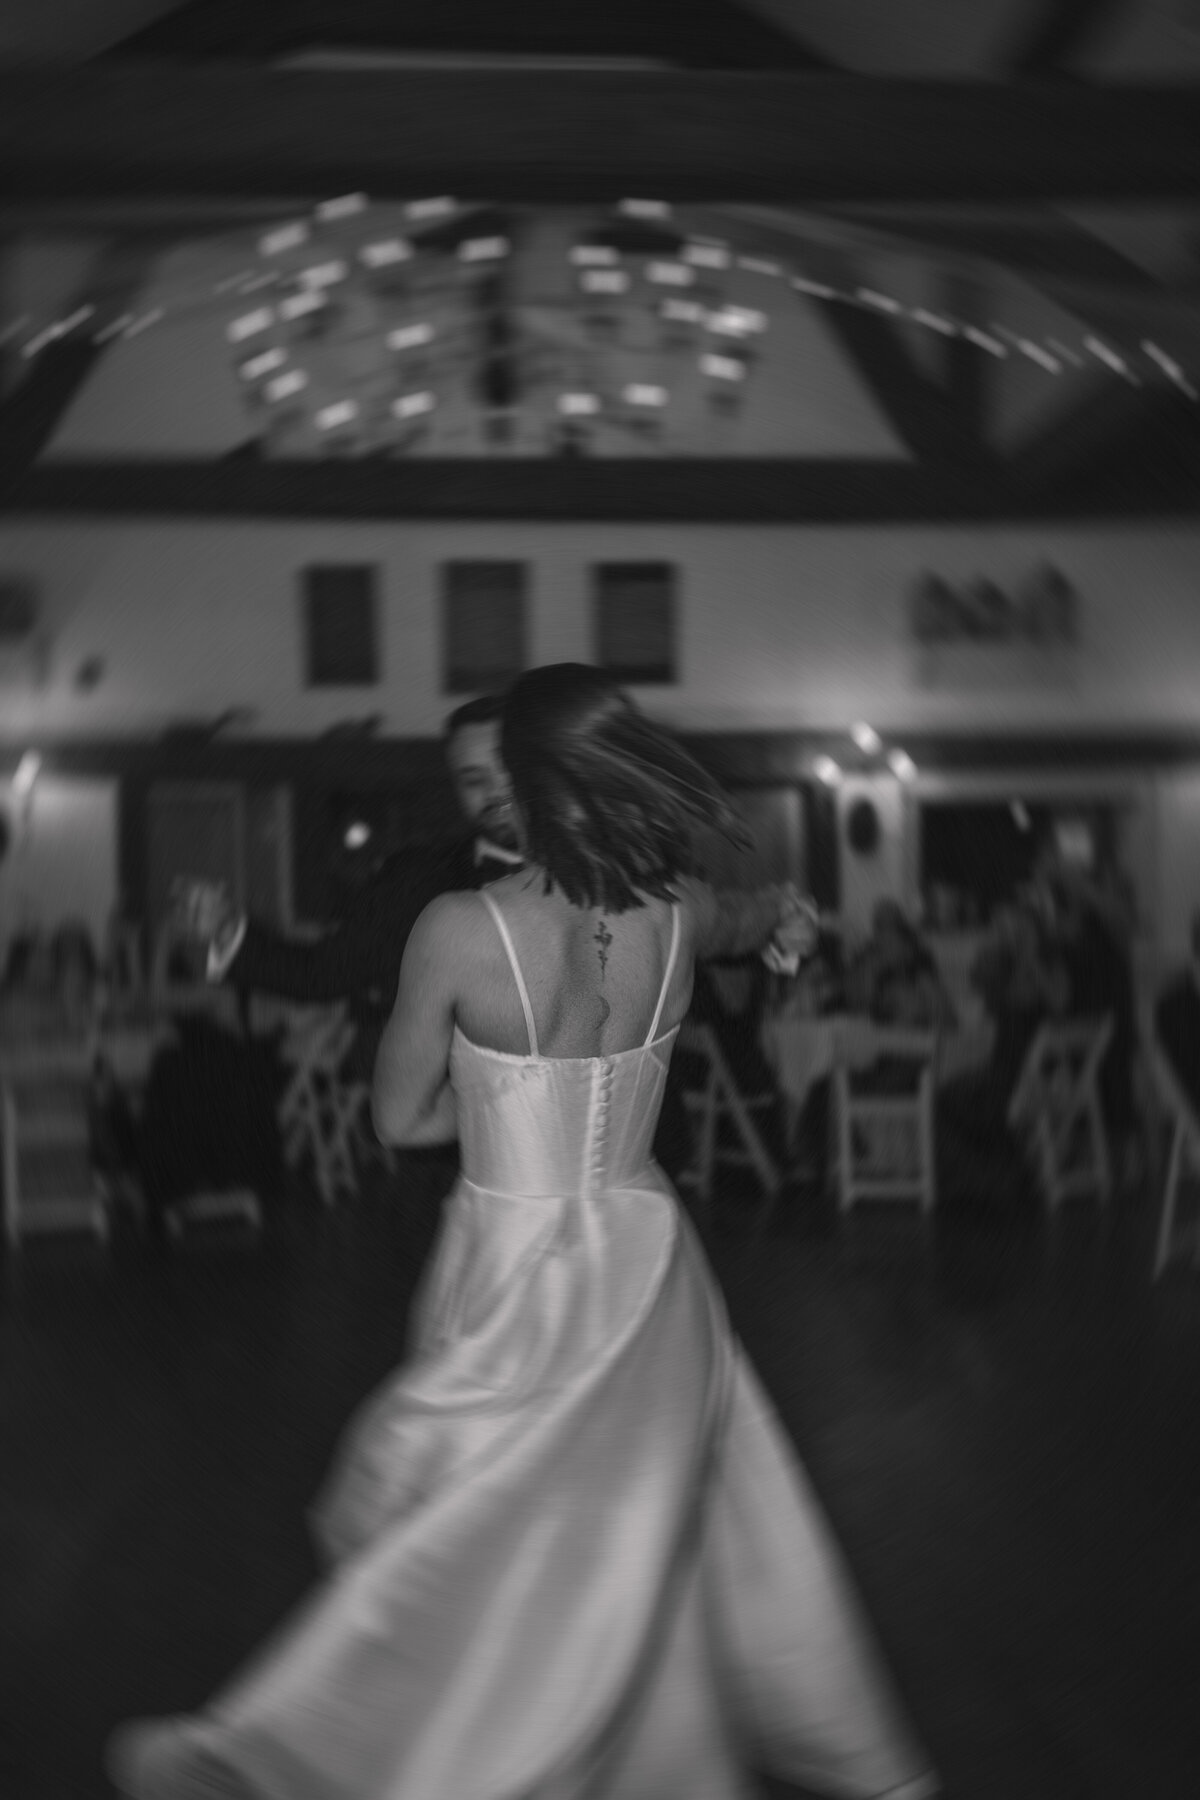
[589,1058,615,1186]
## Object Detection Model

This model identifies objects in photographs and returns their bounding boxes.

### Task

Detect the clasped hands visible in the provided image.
[763,883,820,975]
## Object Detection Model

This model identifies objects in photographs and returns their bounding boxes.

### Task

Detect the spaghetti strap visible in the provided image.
[644,903,682,1047]
[480,890,539,1057]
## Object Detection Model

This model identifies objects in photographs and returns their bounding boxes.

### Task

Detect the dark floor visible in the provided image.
[2,1153,1199,1800]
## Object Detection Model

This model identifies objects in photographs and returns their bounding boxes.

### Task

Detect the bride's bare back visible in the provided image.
[452,872,698,1060]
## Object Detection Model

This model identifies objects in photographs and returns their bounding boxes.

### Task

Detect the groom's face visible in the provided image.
[446,721,518,850]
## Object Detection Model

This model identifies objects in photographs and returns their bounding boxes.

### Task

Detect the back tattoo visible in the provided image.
[594,918,613,1025]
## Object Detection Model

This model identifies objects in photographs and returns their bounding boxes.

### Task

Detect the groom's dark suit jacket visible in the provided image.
[220,836,692,1180]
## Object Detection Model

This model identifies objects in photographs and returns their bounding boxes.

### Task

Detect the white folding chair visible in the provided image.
[1007,1016,1113,1215]
[675,1021,781,1217]
[832,1028,938,1219]
[1147,1041,1200,1280]
[277,1006,361,1206]
[2,1051,110,1249]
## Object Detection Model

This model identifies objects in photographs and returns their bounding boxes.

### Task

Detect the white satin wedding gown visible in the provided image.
[110,894,940,1800]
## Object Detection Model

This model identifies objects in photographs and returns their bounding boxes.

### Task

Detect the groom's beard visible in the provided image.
[479,805,520,853]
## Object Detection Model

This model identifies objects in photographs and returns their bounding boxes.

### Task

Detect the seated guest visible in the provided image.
[847,899,956,1031]
[1155,910,1200,1118]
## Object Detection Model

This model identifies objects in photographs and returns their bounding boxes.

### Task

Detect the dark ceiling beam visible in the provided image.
[0,235,167,501]
[104,0,832,70]
[3,71,1200,205]
[1005,0,1130,76]
[5,455,1197,522]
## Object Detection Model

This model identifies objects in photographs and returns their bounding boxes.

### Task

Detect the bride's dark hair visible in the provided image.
[501,663,750,912]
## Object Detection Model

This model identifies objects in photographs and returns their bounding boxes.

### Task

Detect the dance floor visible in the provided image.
[2,1152,1199,1800]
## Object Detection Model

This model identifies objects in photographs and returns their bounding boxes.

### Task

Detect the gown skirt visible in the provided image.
[108,905,940,1800]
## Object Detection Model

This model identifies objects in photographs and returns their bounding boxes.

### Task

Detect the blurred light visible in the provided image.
[298,261,349,289]
[123,309,164,340]
[279,290,326,322]
[684,241,730,269]
[707,305,767,338]
[911,308,957,335]
[392,391,436,418]
[406,196,456,219]
[259,222,309,256]
[792,276,837,299]
[570,245,619,266]
[851,721,882,754]
[316,193,367,221]
[93,313,133,344]
[646,262,694,286]
[1015,338,1061,374]
[360,238,413,269]
[228,308,275,342]
[1010,799,1031,831]
[12,752,41,799]
[813,756,841,786]
[739,257,782,276]
[460,236,509,262]
[1047,336,1083,367]
[619,199,670,218]
[963,327,1007,357]
[1084,335,1139,382]
[239,346,288,381]
[661,298,705,324]
[700,353,745,380]
[581,269,630,294]
[856,288,901,313]
[623,383,667,407]
[344,820,372,850]
[315,400,359,430]
[1143,340,1198,400]
[265,369,309,403]
[387,322,435,351]
[558,393,601,415]
[887,748,917,781]
[0,316,29,345]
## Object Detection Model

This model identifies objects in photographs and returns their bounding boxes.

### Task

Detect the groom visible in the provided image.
[185,694,696,1178]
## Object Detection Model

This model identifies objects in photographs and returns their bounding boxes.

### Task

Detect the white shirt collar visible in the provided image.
[474,837,523,868]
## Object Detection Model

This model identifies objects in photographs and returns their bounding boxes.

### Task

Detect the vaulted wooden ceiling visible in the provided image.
[1,0,1199,519]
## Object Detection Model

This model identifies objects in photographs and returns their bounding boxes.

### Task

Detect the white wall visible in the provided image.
[0,775,117,963]
[1,516,1199,740]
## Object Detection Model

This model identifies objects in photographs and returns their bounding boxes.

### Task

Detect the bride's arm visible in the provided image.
[677,876,805,962]
[372,895,464,1148]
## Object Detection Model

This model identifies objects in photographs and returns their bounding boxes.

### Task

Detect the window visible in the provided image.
[441,561,528,694]
[593,562,677,684]
[302,565,379,687]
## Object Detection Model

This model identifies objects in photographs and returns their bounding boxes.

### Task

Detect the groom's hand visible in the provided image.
[171,877,237,947]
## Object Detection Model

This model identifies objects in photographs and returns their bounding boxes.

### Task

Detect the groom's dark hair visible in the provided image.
[502,663,748,913]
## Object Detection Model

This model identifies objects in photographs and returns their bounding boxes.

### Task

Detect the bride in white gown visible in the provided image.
[108,663,941,1800]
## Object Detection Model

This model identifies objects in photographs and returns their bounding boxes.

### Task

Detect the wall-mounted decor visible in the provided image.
[910,563,1077,647]
[846,798,881,857]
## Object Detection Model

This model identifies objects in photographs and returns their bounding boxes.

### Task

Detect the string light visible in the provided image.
[646,262,694,286]
[619,199,671,218]
[814,756,841,786]
[570,246,619,266]
[623,383,668,407]
[315,193,368,222]
[581,269,630,294]
[684,242,730,269]
[1143,340,1198,400]
[315,400,359,430]
[660,298,705,324]
[392,391,437,418]
[700,353,745,381]
[910,308,957,335]
[738,257,782,277]
[887,748,917,782]
[1085,335,1140,382]
[298,261,349,290]
[265,369,308,403]
[1046,336,1083,367]
[279,291,326,323]
[360,239,412,269]
[123,309,163,340]
[851,721,882,754]
[93,313,133,345]
[239,346,288,382]
[387,322,435,351]
[707,305,767,338]
[459,236,509,262]
[558,393,602,415]
[791,276,838,300]
[856,288,902,314]
[259,222,309,256]
[227,308,275,342]
[962,326,1007,357]
[405,196,456,220]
